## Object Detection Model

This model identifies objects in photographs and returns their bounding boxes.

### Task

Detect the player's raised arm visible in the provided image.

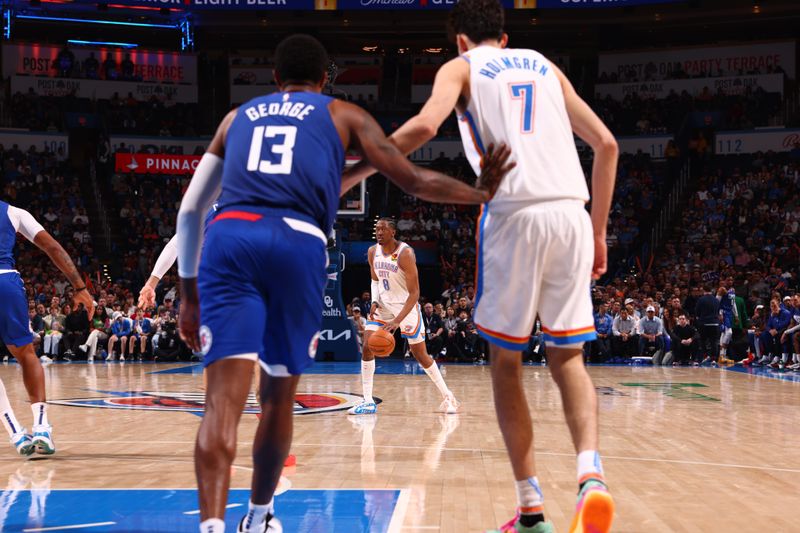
[554,66,619,279]
[341,58,468,195]
[138,234,178,309]
[176,110,234,350]
[334,101,513,205]
[11,206,95,317]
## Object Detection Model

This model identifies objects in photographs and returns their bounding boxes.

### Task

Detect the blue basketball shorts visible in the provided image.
[198,210,327,377]
[0,272,34,348]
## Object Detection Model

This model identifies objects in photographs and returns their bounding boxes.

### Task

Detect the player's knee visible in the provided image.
[196,429,237,464]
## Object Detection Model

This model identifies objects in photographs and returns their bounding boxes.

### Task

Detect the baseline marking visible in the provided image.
[23,522,116,532]
[387,488,411,533]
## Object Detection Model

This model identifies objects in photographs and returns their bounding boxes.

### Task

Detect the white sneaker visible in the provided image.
[237,513,283,532]
[11,431,34,457]
[119,355,126,362]
[348,401,377,415]
[106,352,115,362]
[438,393,461,414]
[39,355,53,364]
[31,425,55,455]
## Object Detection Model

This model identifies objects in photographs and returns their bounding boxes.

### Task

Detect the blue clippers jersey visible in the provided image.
[218,92,344,235]
[0,201,16,270]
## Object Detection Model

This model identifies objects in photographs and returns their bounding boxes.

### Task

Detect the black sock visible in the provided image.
[519,513,545,528]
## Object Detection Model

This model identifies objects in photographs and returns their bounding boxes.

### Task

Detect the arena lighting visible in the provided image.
[15,14,177,29]
[68,39,138,48]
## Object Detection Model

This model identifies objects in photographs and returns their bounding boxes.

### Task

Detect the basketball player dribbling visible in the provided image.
[348,218,459,415]
[176,34,512,533]
[344,1,619,531]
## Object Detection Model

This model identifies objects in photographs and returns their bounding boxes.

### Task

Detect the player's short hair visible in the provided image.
[377,218,397,231]
[447,0,504,44]
[275,34,328,86]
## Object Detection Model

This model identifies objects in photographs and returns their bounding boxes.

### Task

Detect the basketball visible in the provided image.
[368,329,395,357]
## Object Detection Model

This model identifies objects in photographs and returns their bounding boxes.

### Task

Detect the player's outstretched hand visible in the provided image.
[592,235,607,280]
[138,285,156,310]
[476,143,515,200]
[73,288,95,320]
[178,278,201,352]
[369,302,379,321]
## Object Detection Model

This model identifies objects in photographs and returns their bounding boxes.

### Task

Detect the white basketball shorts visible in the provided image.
[365,302,425,345]
[473,200,597,350]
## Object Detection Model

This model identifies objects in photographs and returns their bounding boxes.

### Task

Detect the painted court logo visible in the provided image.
[50,391,370,415]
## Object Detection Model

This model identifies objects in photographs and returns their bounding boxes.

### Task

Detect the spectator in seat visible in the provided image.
[41,304,65,362]
[108,311,132,362]
[131,309,153,360]
[103,54,118,80]
[62,303,89,361]
[669,314,698,365]
[781,297,800,370]
[84,52,100,79]
[695,286,720,365]
[455,297,472,317]
[79,305,110,362]
[587,303,613,363]
[455,310,479,361]
[612,308,638,357]
[638,305,664,360]
[27,307,43,356]
[350,307,366,347]
[30,304,46,355]
[121,53,135,80]
[761,299,792,368]
[443,306,458,357]
[422,302,444,358]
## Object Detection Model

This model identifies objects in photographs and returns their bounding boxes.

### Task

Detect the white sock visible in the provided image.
[515,477,544,512]
[0,379,24,437]
[577,450,604,483]
[199,518,225,533]
[720,347,727,357]
[242,500,273,531]
[31,403,49,428]
[781,353,788,363]
[423,361,451,399]
[361,359,375,404]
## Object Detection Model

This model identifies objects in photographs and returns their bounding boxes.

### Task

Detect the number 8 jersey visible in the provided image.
[373,242,412,307]
[218,91,344,236]
[457,46,589,214]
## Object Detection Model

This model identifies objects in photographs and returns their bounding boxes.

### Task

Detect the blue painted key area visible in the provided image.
[0,488,400,532]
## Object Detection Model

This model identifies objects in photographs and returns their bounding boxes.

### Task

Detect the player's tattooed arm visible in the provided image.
[341,102,513,205]
[33,231,95,317]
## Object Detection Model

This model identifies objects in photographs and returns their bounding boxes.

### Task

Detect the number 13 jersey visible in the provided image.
[218,91,344,235]
[457,46,589,214]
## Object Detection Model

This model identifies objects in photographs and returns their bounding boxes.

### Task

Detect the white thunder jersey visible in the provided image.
[457,46,589,212]
[373,242,410,306]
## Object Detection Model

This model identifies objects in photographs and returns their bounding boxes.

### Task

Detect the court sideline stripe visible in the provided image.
[23,522,116,532]
[387,488,411,533]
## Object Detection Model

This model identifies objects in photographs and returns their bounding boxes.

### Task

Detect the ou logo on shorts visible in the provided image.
[199,326,213,356]
[324,295,333,308]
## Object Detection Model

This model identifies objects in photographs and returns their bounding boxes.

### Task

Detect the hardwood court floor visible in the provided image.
[0,361,796,532]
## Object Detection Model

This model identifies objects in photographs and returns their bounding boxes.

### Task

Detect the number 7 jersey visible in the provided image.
[218,91,344,235]
[457,46,589,213]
